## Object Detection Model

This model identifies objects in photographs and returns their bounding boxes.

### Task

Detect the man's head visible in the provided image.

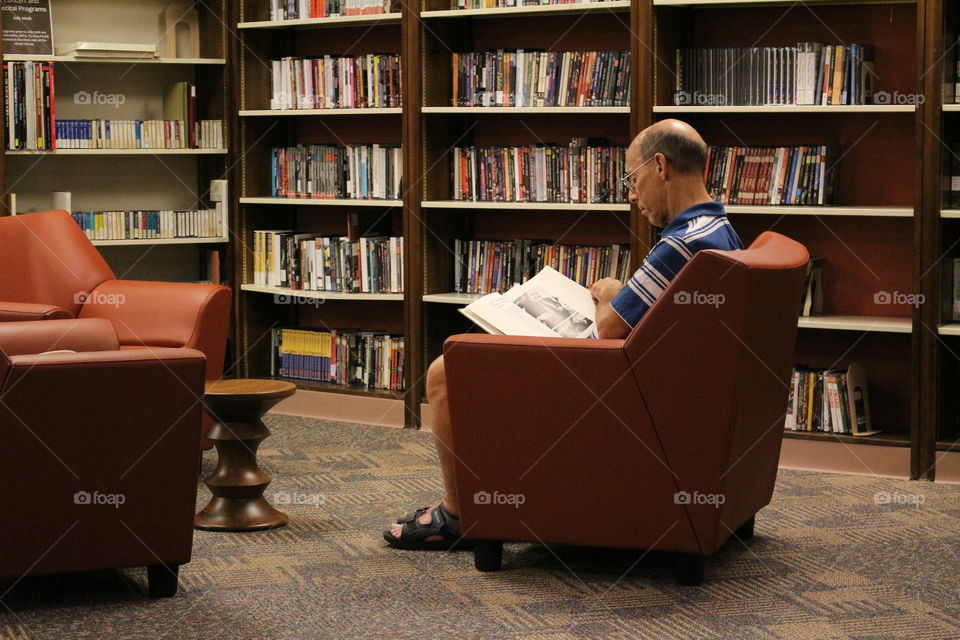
[622,119,710,228]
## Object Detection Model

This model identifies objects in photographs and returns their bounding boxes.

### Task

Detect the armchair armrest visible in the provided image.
[0,301,73,322]
[0,318,118,356]
[78,279,231,380]
[441,333,699,552]
[0,347,207,575]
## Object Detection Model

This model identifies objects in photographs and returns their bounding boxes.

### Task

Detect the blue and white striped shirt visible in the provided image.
[610,201,742,327]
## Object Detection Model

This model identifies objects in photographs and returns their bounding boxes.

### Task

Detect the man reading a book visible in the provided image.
[384,119,743,550]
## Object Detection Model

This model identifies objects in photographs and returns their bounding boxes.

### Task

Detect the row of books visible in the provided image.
[270,55,402,110]
[784,363,876,435]
[269,0,391,19]
[674,43,875,106]
[453,49,631,107]
[253,231,404,293]
[271,327,404,391]
[704,145,837,206]
[4,61,55,150]
[453,140,628,203]
[271,144,402,199]
[454,239,632,294]
[70,207,224,241]
[452,0,621,7]
[54,119,223,150]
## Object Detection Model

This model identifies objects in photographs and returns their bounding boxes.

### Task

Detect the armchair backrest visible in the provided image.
[0,211,115,316]
[623,231,808,553]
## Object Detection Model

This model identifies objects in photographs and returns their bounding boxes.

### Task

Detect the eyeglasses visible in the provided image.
[619,155,655,194]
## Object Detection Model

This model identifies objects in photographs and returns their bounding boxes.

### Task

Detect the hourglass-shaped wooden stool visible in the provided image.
[194,379,296,531]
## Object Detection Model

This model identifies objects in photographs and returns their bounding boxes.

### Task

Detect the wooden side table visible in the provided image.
[194,379,297,531]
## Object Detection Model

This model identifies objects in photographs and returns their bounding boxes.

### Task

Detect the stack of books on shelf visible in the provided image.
[54,119,223,150]
[453,139,627,202]
[673,43,875,106]
[253,231,404,293]
[452,0,621,7]
[784,363,877,436]
[271,327,404,391]
[453,49,630,107]
[705,145,837,206]
[70,208,224,241]
[3,61,56,150]
[269,0,392,20]
[271,144,402,199]
[454,238,631,294]
[270,55,402,110]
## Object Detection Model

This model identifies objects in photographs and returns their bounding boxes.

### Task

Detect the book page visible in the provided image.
[461,267,597,338]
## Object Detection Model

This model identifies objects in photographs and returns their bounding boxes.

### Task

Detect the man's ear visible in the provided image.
[655,152,668,181]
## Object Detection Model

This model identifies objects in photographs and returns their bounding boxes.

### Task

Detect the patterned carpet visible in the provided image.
[2,415,959,640]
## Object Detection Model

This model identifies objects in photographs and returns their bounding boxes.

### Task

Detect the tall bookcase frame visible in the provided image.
[226,0,957,479]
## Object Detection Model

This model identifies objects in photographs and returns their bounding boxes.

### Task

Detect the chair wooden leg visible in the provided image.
[734,516,756,541]
[147,564,180,597]
[473,540,503,572]
[675,553,705,586]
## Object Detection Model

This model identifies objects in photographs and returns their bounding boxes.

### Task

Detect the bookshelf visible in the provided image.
[221,0,958,478]
[0,0,232,289]
[234,0,407,403]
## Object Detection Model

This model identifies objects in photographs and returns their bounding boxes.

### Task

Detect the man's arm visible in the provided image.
[590,278,632,339]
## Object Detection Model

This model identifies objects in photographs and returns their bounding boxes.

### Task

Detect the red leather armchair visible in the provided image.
[0,210,231,445]
[443,232,809,584]
[0,319,206,596]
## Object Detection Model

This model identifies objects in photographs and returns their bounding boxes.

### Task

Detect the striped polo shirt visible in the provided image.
[610,201,743,327]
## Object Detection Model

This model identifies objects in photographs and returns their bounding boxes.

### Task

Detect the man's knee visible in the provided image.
[426,356,446,395]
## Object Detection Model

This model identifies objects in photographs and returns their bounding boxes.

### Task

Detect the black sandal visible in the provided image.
[396,505,430,524]
[383,504,472,551]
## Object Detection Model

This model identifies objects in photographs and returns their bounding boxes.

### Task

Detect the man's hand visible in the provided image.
[590,278,623,304]
[590,278,631,339]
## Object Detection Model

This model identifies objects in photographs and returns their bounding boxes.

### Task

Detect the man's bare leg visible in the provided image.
[387,355,459,541]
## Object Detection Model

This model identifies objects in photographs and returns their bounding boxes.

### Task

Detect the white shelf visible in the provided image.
[941,209,960,218]
[422,1,630,18]
[91,237,229,247]
[421,200,629,211]
[240,284,403,301]
[238,12,402,29]
[797,315,911,333]
[6,148,228,156]
[654,104,915,113]
[942,105,960,112]
[939,324,960,336]
[239,108,401,116]
[241,197,402,207]
[423,106,629,114]
[423,293,482,304]
[724,205,912,217]
[2,54,226,64]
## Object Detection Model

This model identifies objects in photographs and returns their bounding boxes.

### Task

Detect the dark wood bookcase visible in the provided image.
[225,0,957,479]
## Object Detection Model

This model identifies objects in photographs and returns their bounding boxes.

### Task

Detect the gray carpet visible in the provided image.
[2,415,959,640]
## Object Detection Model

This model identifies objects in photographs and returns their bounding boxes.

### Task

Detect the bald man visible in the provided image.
[384,119,743,550]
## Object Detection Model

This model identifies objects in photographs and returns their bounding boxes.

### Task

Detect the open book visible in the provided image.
[459,267,597,338]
